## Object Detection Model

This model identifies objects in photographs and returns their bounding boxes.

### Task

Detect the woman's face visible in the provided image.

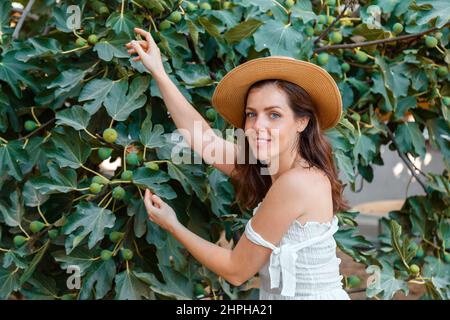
[244,84,305,164]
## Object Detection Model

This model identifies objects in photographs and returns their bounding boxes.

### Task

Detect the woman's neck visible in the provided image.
[266,151,304,183]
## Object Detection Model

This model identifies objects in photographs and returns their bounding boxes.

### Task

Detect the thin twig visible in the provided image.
[384,125,428,193]
[12,0,36,40]
[314,22,450,53]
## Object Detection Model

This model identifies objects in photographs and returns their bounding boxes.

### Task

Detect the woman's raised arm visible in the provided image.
[127,28,237,176]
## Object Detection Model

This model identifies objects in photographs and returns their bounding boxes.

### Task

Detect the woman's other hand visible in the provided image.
[144,188,179,233]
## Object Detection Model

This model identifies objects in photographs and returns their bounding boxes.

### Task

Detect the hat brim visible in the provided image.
[211,56,342,131]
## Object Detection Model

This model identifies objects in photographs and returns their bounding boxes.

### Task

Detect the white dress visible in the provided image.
[244,201,350,300]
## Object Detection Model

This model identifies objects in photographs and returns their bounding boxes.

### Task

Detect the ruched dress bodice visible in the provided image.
[244,201,350,300]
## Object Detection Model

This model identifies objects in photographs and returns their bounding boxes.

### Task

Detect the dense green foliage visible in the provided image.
[0,0,449,300]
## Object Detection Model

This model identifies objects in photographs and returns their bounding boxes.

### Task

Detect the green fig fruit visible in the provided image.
[392,22,403,34]
[168,11,182,23]
[101,249,113,261]
[120,170,133,181]
[205,109,217,121]
[121,248,133,261]
[355,50,368,63]
[126,152,140,166]
[24,120,37,132]
[425,36,438,48]
[89,182,103,194]
[48,229,59,239]
[109,231,124,243]
[112,186,125,200]
[409,264,420,275]
[30,220,46,233]
[317,52,329,65]
[76,38,87,47]
[92,175,110,185]
[103,128,118,143]
[347,275,361,288]
[88,34,98,45]
[14,235,28,247]
[98,147,112,160]
[146,162,159,171]
[342,62,350,72]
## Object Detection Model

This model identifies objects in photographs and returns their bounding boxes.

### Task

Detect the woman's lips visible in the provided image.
[255,138,271,148]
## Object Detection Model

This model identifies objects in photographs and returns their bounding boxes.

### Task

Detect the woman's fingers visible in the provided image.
[134,27,154,45]
[151,194,163,209]
[130,40,146,58]
[144,189,161,215]
[125,40,147,49]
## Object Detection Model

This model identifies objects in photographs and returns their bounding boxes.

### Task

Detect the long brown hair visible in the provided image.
[229,79,350,214]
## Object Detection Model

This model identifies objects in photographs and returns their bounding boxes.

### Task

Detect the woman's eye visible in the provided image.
[246,112,255,118]
[270,113,280,119]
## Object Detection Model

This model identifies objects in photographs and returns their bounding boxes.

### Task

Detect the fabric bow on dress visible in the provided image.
[244,215,339,297]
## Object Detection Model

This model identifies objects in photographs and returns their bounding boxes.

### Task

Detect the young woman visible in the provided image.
[127,27,351,300]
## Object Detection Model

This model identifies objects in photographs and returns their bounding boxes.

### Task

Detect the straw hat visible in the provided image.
[211,56,342,131]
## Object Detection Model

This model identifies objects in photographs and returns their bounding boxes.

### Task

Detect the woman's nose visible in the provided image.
[252,114,267,130]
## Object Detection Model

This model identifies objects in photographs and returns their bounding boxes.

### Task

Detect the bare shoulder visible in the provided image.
[276,164,331,193]
[274,165,333,220]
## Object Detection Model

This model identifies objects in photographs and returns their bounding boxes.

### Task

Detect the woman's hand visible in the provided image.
[144,188,179,233]
[126,28,166,78]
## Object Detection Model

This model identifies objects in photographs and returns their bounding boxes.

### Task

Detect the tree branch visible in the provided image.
[314,22,450,53]
[314,0,356,45]
[12,0,36,40]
